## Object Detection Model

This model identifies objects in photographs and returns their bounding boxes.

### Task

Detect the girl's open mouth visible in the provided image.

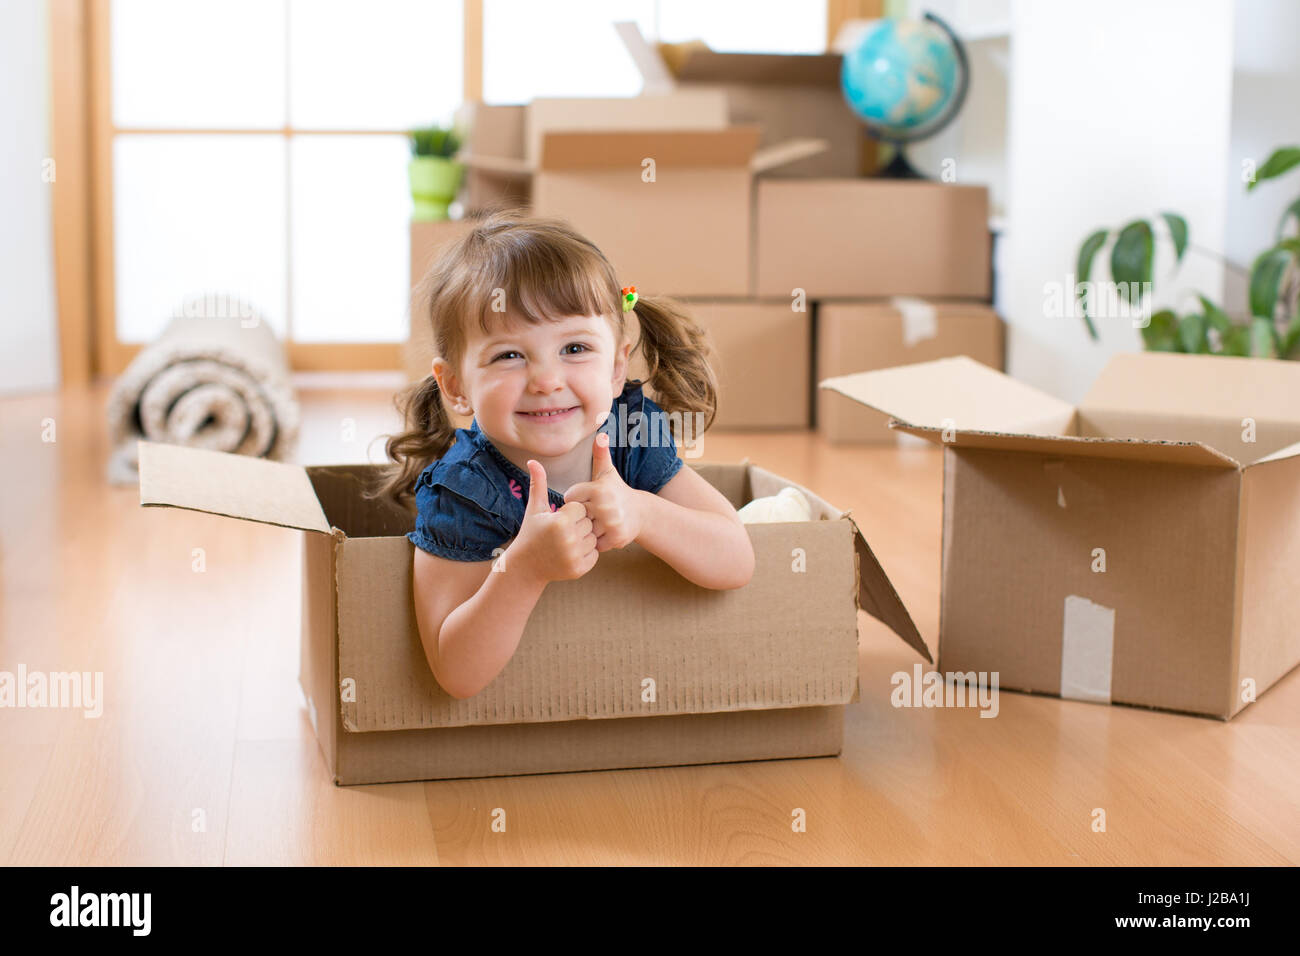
[517,405,578,422]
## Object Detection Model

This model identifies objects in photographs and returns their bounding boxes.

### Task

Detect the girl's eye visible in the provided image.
[494,344,589,361]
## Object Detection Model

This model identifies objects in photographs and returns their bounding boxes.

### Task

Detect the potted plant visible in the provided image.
[407,124,463,222]
[1073,145,1300,359]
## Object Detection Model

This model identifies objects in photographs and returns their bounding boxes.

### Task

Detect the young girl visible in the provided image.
[369,209,755,700]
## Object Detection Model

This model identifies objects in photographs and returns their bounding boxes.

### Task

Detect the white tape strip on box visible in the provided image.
[891,295,938,348]
[1060,594,1115,703]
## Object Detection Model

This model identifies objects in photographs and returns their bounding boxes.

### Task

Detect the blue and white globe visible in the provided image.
[841,17,966,143]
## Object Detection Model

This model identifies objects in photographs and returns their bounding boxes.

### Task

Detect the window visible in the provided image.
[98,0,828,372]
[107,0,464,358]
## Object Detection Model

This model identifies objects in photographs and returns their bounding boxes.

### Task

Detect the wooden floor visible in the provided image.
[2,377,1297,866]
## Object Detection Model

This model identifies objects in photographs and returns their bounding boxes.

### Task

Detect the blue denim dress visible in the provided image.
[407,380,686,561]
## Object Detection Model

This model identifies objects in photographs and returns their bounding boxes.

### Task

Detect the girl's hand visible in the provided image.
[563,432,644,552]
[511,459,598,583]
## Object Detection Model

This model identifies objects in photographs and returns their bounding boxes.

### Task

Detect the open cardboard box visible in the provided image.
[454,90,731,215]
[455,91,826,295]
[615,20,868,178]
[820,352,1300,719]
[467,124,825,297]
[136,440,927,785]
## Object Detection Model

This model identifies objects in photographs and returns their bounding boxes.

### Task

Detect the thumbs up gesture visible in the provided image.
[511,458,599,584]
[563,432,643,552]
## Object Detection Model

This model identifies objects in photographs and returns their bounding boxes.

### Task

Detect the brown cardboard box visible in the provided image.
[531,127,823,297]
[817,300,1004,443]
[756,180,992,299]
[137,441,928,785]
[455,92,730,214]
[453,102,530,213]
[628,300,810,430]
[403,220,477,383]
[615,21,867,179]
[820,352,1300,719]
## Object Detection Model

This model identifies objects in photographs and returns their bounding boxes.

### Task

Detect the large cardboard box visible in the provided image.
[820,352,1300,719]
[629,300,811,430]
[404,219,477,383]
[816,300,1004,443]
[531,127,822,297]
[137,441,928,785]
[455,92,730,214]
[756,180,992,299]
[454,103,530,214]
[616,21,868,179]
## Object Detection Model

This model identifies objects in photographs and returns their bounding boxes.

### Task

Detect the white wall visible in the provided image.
[1224,0,1300,313]
[903,0,1012,218]
[0,0,60,395]
[1002,0,1235,403]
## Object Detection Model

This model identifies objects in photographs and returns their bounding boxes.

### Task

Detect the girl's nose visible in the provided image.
[527,362,563,392]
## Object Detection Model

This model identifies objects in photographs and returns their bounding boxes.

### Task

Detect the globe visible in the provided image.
[840,13,970,178]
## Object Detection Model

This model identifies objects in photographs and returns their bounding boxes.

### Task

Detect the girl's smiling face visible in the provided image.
[435,311,630,463]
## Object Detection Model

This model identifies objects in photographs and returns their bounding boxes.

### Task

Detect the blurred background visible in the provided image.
[4,0,1299,410]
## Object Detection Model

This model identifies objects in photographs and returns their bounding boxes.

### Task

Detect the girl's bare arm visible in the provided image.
[631,467,755,590]
[412,545,548,699]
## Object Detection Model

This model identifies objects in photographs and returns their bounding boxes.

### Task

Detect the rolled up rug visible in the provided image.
[105,308,300,485]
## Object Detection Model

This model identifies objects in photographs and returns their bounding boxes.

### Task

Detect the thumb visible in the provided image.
[525,460,551,515]
[592,431,615,479]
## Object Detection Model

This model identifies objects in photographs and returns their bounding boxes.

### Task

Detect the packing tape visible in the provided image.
[891,296,938,347]
[1060,594,1115,703]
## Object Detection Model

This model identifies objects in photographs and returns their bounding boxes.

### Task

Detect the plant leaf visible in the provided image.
[1141,309,1179,352]
[1249,245,1293,320]
[1221,324,1251,357]
[1160,212,1188,264]
[1277,196,1300,242]
[1248,146,1300,192]
[1076,229,1108,340]
[1197,294,1233,333]
[1281,314,1300,360]
[1250,316,1278,358]
[1111,220,1154,305]
[1177,312,1208,353]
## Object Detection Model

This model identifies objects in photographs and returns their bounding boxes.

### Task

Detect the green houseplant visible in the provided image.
[1074,145,1300,359]
[407,124,464,221]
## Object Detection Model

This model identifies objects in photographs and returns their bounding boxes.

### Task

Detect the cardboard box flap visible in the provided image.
[667,48,843,87]
[1081,352,1300,428]
[1250,438,1300,467]
[616,20,842,88]
[459,153,531,177]
[527,93,729,166]
[538,126,762,170]
[751,138,830,174]
[845,516,933,663]
[888,425,1241,468]
[137,440,331,534]
[819,356,1078,438]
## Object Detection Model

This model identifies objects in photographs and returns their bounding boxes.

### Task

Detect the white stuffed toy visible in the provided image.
[737,486,813,524]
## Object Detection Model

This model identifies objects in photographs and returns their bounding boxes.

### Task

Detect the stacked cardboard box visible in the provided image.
[410,26,1002,436]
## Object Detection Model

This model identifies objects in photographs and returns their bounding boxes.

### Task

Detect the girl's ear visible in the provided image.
[612,340,632,388]
[432,357,469,412]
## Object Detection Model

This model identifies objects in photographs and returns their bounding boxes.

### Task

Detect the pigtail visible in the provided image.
[364,374,458,513]
[631,294,719,435]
